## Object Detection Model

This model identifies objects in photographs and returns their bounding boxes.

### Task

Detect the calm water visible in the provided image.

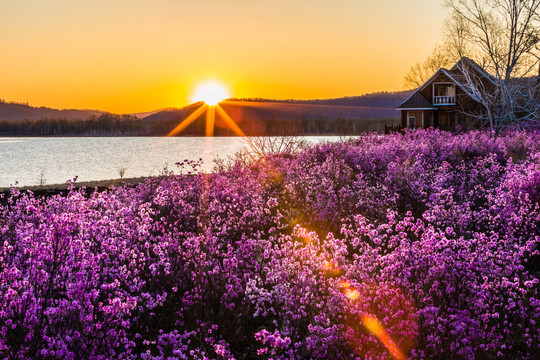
[0,137,344,188]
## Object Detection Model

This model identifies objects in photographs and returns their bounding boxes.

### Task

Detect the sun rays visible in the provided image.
[215,104,245,136]
[166,81,409,359]
[166,103,209,137]
[205,104,215,137]
[166,102,245,138]
[167,81,245,137]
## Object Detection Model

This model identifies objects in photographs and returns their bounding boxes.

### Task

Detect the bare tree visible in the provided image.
[443,11,471,60]
[213,134,308,172]
[452,58,540,131]
[117,165,128,180]
[404,45,457,89]
[243,135,308,159]
[445,0,540,79]
[444,0,540,132]
[404,11,478,90]
[38,170,46,186]
[241,119,308,161]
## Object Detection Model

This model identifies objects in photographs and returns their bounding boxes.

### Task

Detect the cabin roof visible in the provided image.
[398,57,491,109]
[397,92,435,109]
[450,57,496,84]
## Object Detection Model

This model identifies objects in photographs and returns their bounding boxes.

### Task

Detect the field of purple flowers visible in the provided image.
[1,130,539,359]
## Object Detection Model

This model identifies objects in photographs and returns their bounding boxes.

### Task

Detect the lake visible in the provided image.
[0,136,346,188]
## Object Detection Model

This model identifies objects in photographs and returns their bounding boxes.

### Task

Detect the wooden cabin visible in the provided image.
[398,57,494,131]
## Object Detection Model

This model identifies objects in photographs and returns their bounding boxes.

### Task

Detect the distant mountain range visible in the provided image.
[227,91,412,108]
[0,100,107,121]
[0,91,411,122]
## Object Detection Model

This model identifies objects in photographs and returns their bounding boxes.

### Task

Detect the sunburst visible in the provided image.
[191,81,229,106]
[167,81,245,137]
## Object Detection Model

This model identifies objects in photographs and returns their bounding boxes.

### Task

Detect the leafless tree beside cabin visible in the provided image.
[445,0,539,79]
[404,46,455,89]
[453,59,540,131]
[407,0,540,132]
[446,0,540,132]
[403,14,470,89]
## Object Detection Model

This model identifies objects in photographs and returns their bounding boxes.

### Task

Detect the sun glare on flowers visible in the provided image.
[191,80,230,106]
[362,315,406,360]
[344,287,360,301]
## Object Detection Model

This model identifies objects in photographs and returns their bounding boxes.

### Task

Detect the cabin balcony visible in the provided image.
[433,83,456,106]
[434,95,456,105]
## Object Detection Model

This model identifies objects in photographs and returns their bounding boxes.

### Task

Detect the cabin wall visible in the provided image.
[398,59,497,132]
[400,110,435,129]
[400,107,484,131]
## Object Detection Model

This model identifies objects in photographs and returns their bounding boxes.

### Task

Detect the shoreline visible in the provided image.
[0,133,367,138]
[0,176,149,194]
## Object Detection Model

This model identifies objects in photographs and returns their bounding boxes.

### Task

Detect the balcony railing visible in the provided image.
[434,96,456,105]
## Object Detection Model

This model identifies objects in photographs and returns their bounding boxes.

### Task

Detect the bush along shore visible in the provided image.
[1,129,539,359]
[0,177,149,206]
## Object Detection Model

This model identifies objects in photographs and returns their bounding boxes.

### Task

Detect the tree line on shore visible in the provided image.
[0,113,399,136]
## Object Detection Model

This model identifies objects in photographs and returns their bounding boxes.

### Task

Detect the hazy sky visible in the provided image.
[0,0,447,113]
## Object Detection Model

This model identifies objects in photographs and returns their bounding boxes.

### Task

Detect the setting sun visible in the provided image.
[167,80,244,137]
[191,81,230,106]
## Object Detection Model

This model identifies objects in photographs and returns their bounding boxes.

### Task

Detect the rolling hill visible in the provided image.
[227,90,412,108]
[142,91,411,122]
[0,100,108,121]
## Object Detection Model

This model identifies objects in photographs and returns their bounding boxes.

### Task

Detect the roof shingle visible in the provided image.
[397,92,434,109]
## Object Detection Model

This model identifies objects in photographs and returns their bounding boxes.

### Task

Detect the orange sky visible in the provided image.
[0,0,447,113]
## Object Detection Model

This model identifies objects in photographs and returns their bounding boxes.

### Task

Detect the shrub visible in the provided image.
[1,129,539,359]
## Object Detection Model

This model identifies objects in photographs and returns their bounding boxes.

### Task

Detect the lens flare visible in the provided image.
[362,315,406,360]
[318,253,416,360]
[344,287,360,301]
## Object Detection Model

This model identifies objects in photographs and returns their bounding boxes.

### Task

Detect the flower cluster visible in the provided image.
[1,129,539,359]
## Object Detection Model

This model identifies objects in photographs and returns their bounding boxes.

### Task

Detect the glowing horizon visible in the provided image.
[0,0,447,113]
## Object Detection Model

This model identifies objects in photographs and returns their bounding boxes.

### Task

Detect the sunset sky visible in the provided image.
[1,0,447,113]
